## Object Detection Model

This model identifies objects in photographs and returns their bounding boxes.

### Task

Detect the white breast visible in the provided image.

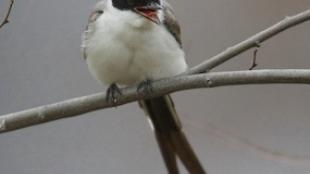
[86,9,187,86]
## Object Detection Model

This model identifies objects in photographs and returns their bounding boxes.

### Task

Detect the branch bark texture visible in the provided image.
[1,69,310,133]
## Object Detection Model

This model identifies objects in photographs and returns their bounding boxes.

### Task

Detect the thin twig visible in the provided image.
[0,0,14,29]
[1,69,310,133]
[249,48,259,70]
[185,9,310,74]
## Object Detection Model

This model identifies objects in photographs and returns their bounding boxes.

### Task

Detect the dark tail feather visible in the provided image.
[170,131,206,173]
[139,95,206,174]
[155,131,179,174]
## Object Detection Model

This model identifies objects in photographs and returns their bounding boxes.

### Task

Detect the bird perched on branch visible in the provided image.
[82,0,206,173]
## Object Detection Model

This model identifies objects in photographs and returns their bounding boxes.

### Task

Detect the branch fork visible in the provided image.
[0,8,309,135]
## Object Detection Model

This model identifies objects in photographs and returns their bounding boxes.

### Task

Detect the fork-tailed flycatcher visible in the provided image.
[82,0,206,173]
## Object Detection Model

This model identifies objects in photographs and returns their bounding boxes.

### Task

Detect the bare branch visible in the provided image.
[1,69,310,133]
[0,9,310,134]
[185,9,310,74]
[249,47,259,70]
[0,0,14,29]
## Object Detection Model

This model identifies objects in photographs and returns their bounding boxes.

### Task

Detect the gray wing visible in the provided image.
[162,1,182,48]
[81,1,105,60]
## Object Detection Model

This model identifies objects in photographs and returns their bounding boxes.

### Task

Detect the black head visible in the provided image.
[112,0,161,10]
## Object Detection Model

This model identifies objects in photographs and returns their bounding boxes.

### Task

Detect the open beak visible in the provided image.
[133,3,162,24]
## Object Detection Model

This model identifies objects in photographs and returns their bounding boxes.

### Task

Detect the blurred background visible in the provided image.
[0,0,310,173]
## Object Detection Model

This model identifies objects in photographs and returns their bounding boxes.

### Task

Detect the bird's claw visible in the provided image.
[106,83,122,105]
[137,79,153,96]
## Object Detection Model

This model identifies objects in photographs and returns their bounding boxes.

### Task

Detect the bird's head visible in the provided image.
[112,0,163,24]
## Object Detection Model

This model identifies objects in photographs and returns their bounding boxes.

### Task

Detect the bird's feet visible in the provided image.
[137,79,153,96]
[106,83,122,105]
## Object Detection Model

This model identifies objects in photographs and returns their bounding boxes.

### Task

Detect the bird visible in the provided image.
[82,0,206,173]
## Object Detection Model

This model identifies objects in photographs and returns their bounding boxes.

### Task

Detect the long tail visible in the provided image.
[139,95,206,174]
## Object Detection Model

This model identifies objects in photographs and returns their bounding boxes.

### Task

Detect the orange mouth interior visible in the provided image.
[137,8,157,18]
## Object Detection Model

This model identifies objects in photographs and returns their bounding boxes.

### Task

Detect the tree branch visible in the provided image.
[0,0,14,29]
[1,9,310,133]
[1,69,310,133]
[185,9,310,74]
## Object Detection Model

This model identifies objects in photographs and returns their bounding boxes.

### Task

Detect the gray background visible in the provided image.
[1,0,310,173]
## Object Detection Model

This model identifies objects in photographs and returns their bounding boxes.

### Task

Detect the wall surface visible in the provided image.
[0,0,310,173]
